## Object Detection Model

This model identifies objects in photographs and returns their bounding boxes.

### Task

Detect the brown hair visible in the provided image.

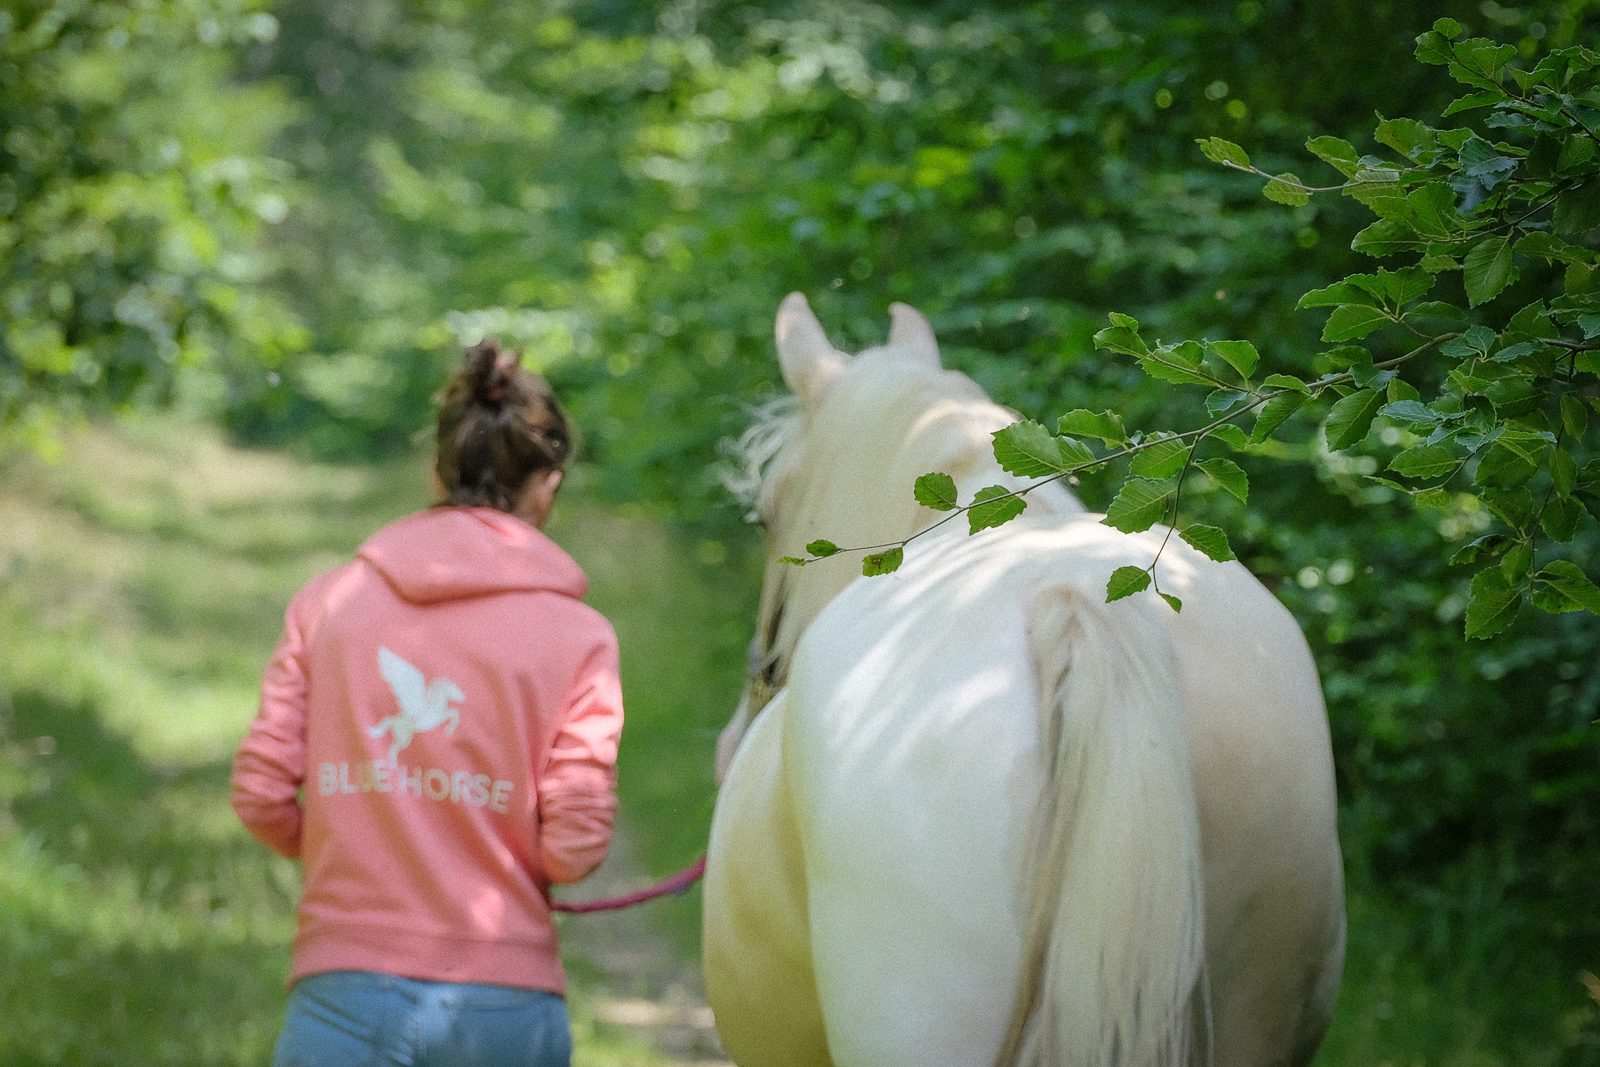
[435,339,573,512]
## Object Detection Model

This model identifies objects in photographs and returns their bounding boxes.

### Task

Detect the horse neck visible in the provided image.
[760,359,1080,675]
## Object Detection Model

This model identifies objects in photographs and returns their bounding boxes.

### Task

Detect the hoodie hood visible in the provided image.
[358,507,588,604]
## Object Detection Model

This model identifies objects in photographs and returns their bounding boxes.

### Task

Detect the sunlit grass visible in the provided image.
[0,414,750,1064]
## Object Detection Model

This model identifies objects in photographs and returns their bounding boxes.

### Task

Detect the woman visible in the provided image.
[232,340,623,1067]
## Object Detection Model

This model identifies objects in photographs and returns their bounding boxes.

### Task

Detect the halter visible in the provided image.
[745,634,785,719]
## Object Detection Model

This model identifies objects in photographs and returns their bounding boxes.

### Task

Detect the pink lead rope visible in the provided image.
[550,854,707,914]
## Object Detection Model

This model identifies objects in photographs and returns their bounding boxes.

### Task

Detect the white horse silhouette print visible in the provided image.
[368,646,464,759]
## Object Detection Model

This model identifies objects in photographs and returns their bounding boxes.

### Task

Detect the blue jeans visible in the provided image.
[271,971,572,1067]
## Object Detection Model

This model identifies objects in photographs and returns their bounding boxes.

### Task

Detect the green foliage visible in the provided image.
[0,0,304,452]
[875,17,1600,645]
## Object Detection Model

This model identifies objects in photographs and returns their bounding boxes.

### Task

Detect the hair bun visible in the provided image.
[464,340,517,406]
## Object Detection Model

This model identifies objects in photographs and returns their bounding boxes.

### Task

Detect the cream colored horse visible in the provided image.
[703,293,1344,1067]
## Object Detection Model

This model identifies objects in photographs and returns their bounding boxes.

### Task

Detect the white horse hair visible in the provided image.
[705,293,1345,1067]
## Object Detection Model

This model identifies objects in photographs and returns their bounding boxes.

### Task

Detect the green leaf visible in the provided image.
[1206,389,1248,418]
[1375,115,1438,161]
[1298,280,1380,309]
[1474,441,1540,489]
[1389,377,1422,403]
[1180,523,1237,562]
[1384,398,1442,425]
[1262,373,1309,391]
[776,556,809,566]
[1515,231,1590,265]
[1196,137,1251,168]
[1543,496,1583,541]
[1325,389,1386,450]
[1094,320,1149,357]
[1057,409,1128,446]
[1561,394,1589,437]
[1389,444,1459,479]
[1458,135,1519,189]
[1463,236,1519,306]
[861,546,904,576]
[1416,488,1453,508]
[1406,300,1468,321]
[1485,375,1540,416]
[1207,424,1250,450]
[1553,180,1600,234]
[1264,173,1310,205]
[1351,218,1422,258]
[1306,135,1361,177]
[1443,91,1503,116]
[1450,39,1517,91]
[1415,29,1455,66]
[1365,267,1435,304]
[1406,183,1461,239]
[1138,341,1215,387]
[1205,339,1259,379]
[1535,560,1600,614]
[1323,304,1394,342]
[1441,323,1497,358]
[805,539,840,557]
[993,421,1071,477]
[1482,487,1534,530]
[1501,541,1534,582]
[1465,566,1522,639]
[1321,344,1374,372]
[1130,436,1191,479]
[1105,565,1152,602]
[914,472,959,511]
[1488,341,1542,364]
[1102,477,1173,534]
[1057,436,1097,468]
[1551,447,1577,497]
[1433,16,1463,38]
[1252,390,1308,442]
[1451,533,1507,565]
[1346,175,1408,217]
[1196,458,1249,502]
[968,485,1026,533]
[1159,592,1183,612]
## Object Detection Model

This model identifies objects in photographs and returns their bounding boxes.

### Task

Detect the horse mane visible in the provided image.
[736,352,1083,687]
[719,396,801,516]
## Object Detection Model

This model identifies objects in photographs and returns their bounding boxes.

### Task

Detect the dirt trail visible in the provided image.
[555,828,730,1066]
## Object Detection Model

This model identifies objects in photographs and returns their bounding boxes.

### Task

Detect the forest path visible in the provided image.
[558,826,729,1066]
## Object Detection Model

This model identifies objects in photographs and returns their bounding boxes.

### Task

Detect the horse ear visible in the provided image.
[886,302,941,368]
[776,292,846,401]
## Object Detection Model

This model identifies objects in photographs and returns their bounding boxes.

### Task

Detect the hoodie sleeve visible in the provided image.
[231,582,321,859]
[537,634,624,885]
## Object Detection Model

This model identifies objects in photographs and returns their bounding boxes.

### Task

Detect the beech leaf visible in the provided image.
[1180,523,1237,562]
[1105,565,1153,602]
[968,485,1027,533]
[913,472,959,511]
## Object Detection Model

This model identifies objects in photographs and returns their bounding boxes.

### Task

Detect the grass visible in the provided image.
[2,413,1596,1065]
[0,414,749,1065]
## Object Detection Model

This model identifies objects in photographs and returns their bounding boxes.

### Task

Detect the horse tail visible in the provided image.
[995,582,1207,1067]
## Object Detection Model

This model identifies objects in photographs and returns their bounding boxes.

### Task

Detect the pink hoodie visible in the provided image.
[232,507,623,995]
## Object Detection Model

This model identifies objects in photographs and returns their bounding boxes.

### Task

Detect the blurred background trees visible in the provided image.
[5,0,1600,1060]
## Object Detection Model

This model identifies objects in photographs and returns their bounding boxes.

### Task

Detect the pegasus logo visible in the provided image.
[368,646,464,759]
